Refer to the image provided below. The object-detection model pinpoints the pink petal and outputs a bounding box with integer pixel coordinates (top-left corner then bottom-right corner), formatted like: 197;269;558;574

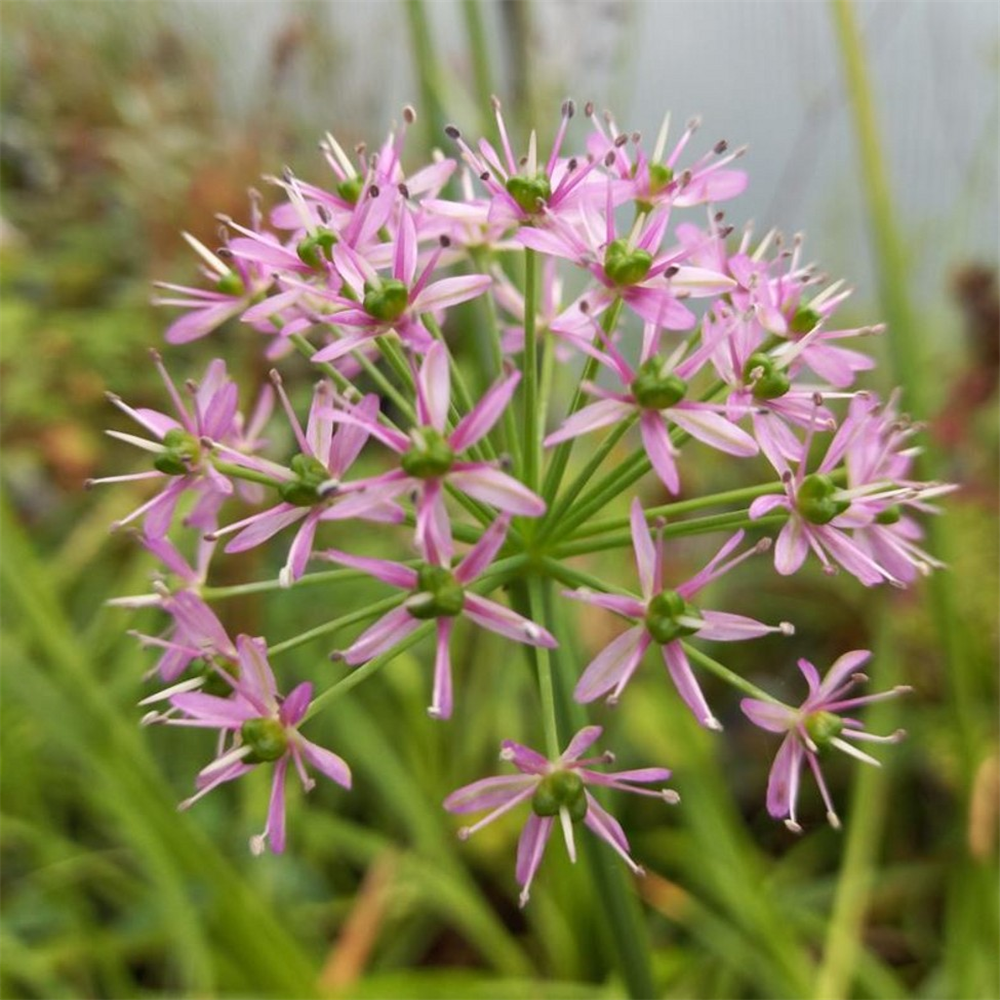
456;514;510;584
749;494;790;519
417;341;451;432
630;498;656;599
225;506;305;553
574;626;649;704
515;814;553;902
299;738;352;788
817;650;872;699
582;793;632;857
544;399;633;447
463;594;556;647
266;757;289;853
560;726;603;762
450;372;521;453
741;697;795;733
443;774;537;813
661;642;717;729
343;606;421;664
170;692;252;725
448;466;546;516
766;735;803;821
564;589;645;618
412;274;492;313
774;519;809;576
640;412;680;494
320;549;417;589
670;406;759;457
430;619;455;719
279;682;313;726
695;609;777;641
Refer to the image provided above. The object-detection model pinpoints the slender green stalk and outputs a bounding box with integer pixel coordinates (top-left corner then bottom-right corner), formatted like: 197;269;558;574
210;460;281;489
540;298;624;502
681;643;787;706
522;247;540;491
538;415;637;536
570;479;786;540
553;511;789;559
268;594;404;657
202;566;377;599
461;0;494;119
404;0;447;153
526;576;560;758
539;556;634;597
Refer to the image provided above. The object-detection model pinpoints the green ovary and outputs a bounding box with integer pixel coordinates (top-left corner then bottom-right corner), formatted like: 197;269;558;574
531;770;587;821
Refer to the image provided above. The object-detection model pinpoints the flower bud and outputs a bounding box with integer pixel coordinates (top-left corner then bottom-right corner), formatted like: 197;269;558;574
505;174;552;215
296;228;337;269
631;358;688;410
604;238;653;286
408;564;465;619
645;589;701;645
796;473;850;525
278;454;330;506
742;352;791;400
531;769;587;821
363;279;409;322
401;428;455;479
240;717;288;763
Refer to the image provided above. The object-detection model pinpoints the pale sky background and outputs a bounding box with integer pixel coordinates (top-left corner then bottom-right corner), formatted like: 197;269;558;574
170;0;998;321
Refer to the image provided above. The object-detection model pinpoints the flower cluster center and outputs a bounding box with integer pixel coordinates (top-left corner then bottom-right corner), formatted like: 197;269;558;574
240;717;288;763
631;358;688;410
401;428;455;479
645;588;701;645
796;473;850;525
408;564;465;619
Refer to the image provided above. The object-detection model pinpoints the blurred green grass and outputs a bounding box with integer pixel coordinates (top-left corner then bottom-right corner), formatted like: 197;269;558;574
2;2;998;998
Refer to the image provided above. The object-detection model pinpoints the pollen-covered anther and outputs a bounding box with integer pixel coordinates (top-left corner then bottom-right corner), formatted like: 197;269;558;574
785;819;804;834
457;826;471;841
826;811;843;830
662;789;681;804
402;104;416;123
753;537;774;554
779;621;796;636
328;650;345;662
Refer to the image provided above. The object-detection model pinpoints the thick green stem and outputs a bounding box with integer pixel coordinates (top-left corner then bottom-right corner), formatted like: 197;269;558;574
541;579;657;999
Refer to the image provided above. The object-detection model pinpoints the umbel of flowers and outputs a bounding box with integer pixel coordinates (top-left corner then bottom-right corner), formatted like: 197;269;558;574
95;99;948;906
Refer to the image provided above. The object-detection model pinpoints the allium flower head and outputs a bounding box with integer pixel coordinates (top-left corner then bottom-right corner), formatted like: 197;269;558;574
740;650;909;832
444;725;678;907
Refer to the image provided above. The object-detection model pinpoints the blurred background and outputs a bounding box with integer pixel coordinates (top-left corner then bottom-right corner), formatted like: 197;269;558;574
1;2;997;998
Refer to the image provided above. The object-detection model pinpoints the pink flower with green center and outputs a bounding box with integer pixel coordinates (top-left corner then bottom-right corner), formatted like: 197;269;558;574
544;323;759;494
323;341;545;557
208;379;402;586
748;395;949;586
91;355;250;538
446;98;604;228
306;205;492;362
740;650;909;832
587;109;748;210
564;499;792;728
321;514;555;720
444;725;678;907
163;635;351;855
519;178;735;336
